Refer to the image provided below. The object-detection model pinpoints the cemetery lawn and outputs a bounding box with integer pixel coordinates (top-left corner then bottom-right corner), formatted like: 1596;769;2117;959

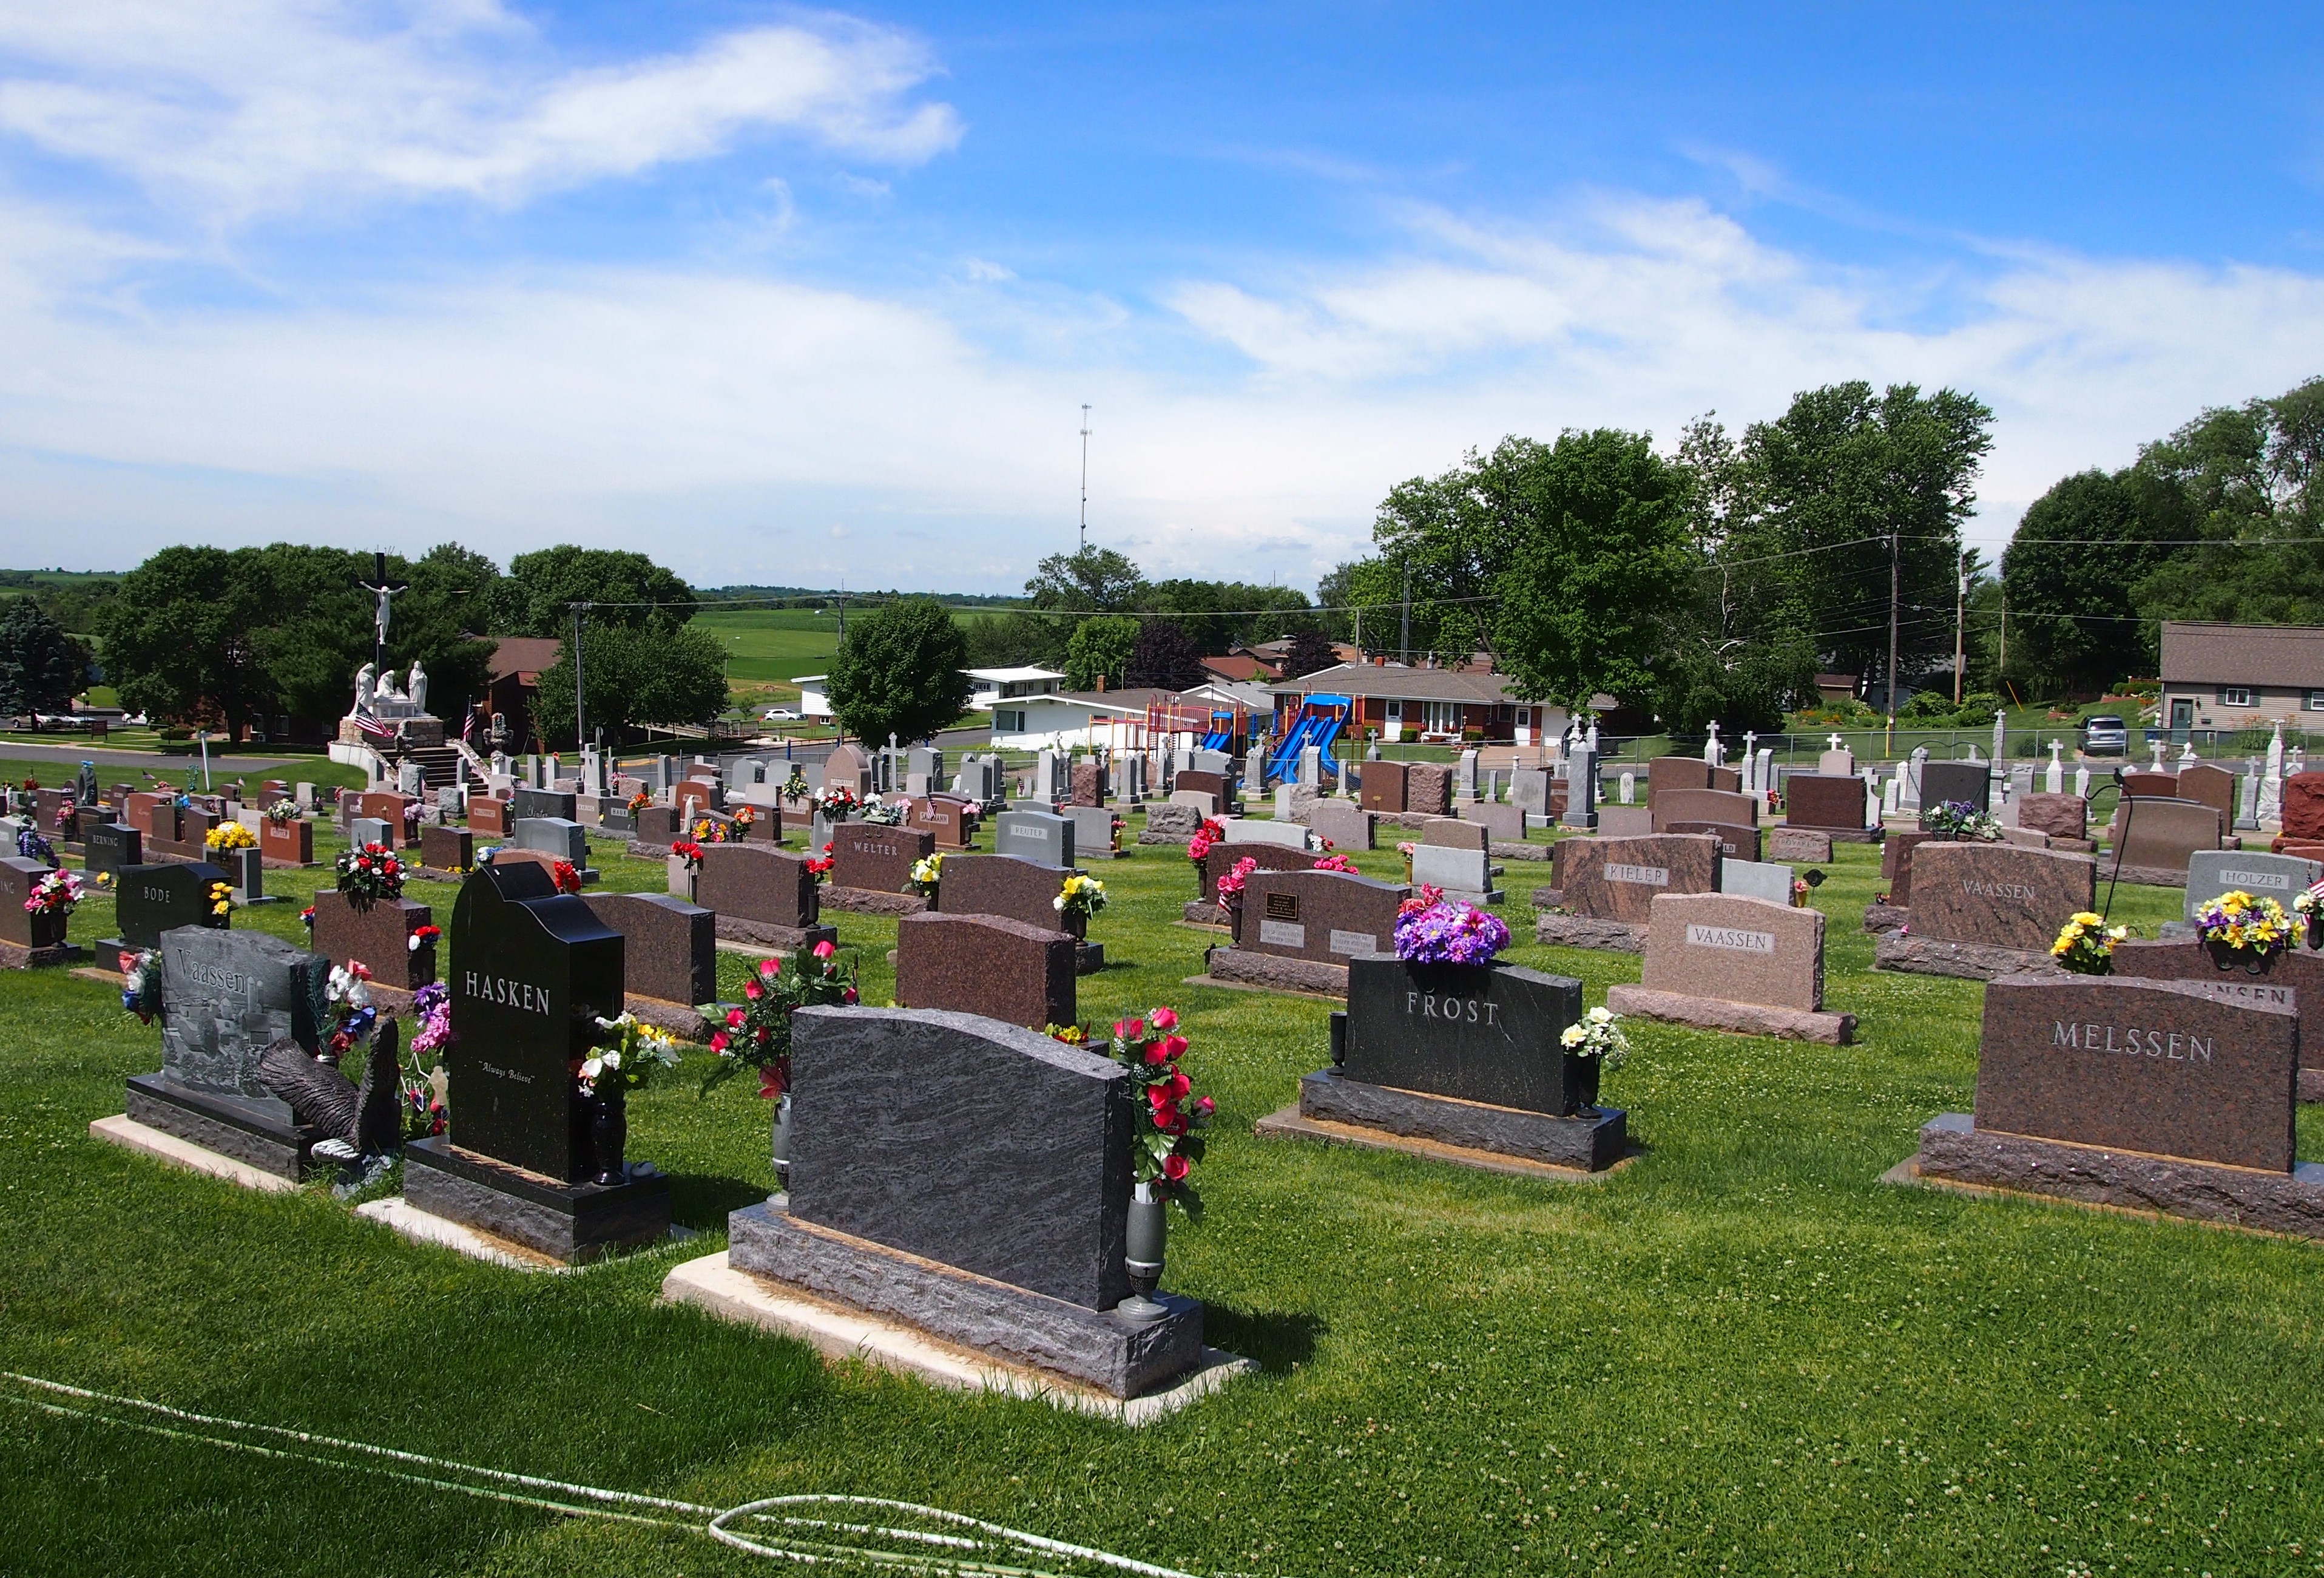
10;821;2324;1576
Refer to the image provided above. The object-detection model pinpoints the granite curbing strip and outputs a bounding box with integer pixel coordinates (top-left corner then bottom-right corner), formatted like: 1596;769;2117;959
1201;946;1350;997
1604;983;1855;1045
1862;902;1911;934
1873;933;2062;981
820;886;929;918
1254;1105;1635;1182
712;916;839;953
1533;913;1646;953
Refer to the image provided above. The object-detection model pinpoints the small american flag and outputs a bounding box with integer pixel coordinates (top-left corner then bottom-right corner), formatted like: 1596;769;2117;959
353;714;396;742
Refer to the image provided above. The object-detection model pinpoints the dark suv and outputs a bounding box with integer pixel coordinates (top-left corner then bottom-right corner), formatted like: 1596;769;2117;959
2079;714;2129;756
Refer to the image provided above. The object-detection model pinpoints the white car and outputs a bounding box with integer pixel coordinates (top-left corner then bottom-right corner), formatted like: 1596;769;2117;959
760;706;800;721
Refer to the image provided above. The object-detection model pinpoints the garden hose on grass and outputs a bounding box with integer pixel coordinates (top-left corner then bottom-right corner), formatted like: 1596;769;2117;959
2;1371;1201;1577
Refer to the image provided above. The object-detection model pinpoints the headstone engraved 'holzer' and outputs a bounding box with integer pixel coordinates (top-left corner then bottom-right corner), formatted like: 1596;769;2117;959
442;862;623;1180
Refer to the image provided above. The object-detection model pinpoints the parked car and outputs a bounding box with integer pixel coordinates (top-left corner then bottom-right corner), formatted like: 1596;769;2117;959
760;706;799;722
2079;714;2129;756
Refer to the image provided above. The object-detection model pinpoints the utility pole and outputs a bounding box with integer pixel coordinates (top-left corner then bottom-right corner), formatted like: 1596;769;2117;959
1399;562;1411;665
1885;532;1900;756
1079;405;1092;552
571;602;589;751
1953;551;1970;705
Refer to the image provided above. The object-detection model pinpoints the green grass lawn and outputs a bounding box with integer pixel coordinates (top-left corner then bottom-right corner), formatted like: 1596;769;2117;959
690;608;846;701
4;816;2323;1576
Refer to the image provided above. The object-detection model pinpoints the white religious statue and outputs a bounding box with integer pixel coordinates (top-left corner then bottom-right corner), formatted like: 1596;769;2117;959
2046;739;2064;794
352;663;377;717
2180;736;2199;764
375;667;407;705
1703;720;1722;767
407;660;428;714
1826;732;1848;753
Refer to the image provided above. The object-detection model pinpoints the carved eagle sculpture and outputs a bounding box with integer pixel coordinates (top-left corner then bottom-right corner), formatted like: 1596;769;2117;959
258;1015;406;1163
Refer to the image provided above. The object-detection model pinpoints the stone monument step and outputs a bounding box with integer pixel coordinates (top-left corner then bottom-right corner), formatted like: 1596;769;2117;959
1533;912;1647;953
89;1112;299;1194
819;886;929;918
1872;933;2064;981
724;1200;1214;1403
123;1072;322;1180
713;919;840;954
1187;945;1351;1000
1892;1112;2324;1240
661;1248;1252;1426
1295;1069;1627;1173
1255;1103;1635;1183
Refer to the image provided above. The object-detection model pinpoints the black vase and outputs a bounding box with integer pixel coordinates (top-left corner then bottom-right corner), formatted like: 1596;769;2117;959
589;1092;628;1186
1560;1051;1603;1117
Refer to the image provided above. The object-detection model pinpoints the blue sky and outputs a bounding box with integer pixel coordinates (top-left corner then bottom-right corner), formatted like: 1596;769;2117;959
2;2;2322;594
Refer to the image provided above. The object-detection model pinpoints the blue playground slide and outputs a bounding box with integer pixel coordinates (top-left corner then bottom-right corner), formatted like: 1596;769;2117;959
1268;697;1349;785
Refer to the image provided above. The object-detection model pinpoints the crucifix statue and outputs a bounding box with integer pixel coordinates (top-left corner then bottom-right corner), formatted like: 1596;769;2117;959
354;550;408;672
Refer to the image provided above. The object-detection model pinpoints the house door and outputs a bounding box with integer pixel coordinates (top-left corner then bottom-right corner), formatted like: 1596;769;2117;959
1514;706;1532;748
2169;697;2194;740
1383;699;1404;743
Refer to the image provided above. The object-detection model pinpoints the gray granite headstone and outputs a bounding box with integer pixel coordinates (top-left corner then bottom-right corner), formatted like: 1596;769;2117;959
85;821;141;879
2184;850;2323;923
158;928;329;1106
1509;768;1551;822
1919;760;1990;814
1064;805;1115;858
786;1005;1132;1309
512;786;576;822
1222;817;1311;851
1410;842;1497;899
115;860;231;949
996;808;1076;869
512;817;588;867
1719;857;1795;906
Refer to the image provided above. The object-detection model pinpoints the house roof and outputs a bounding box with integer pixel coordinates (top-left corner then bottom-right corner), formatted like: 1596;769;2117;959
1183;679;1275;712
2160;621;2324;688
1269;662;1536;705
487;637;564;683
966;666;1067;683
1041;687;1180;716
1199;654;1278;683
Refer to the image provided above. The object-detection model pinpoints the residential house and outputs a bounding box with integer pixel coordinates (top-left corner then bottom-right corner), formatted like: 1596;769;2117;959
2158;621;2324;734
1270;662;1578;746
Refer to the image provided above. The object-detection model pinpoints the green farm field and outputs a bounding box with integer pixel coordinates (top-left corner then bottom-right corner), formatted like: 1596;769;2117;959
3;811;2322;1576
691;608;845;699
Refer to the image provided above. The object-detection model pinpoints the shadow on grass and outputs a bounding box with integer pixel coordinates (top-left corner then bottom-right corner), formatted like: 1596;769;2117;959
670;1171;770;1227
1199;1302;1325;1374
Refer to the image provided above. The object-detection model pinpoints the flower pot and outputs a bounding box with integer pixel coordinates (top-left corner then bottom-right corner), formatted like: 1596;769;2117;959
2309;914;2323;953
1121;1180;1168;1321
588;1092;628;1186
2205;939;2275;976
1564;1051;1603;1117
1226;902;1243;944
667;856;697;901
1061;909;1087;941
770;1092;793;1187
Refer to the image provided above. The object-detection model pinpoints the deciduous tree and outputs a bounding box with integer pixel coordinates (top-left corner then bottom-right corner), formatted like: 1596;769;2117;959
825;595;973;745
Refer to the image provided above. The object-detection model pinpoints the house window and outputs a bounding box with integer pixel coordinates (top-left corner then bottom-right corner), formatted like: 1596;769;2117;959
994;709;1024;732
1422;700;1461;734
2220;687;2254;707
2307;692;2324;712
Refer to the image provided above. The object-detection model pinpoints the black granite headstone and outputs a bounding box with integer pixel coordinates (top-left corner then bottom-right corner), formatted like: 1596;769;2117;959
787;1005;1132;1310
85;821;141;880
158;929;329;1102
511;787;578;822
1919;760;1991;814
447;861;624;1182
1341;956;1586;1114
114;861;231;949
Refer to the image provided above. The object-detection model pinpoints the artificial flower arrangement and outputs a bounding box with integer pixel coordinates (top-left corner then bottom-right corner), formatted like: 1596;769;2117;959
119;949;160;1022
208;881;234;919
408;924;441;954
2051;912;2127;975
626;790;653;816
1212;855;1260;905
24;868;82;918
323;961;377;1060
2195;889;2291;963
15;825;56;867
1107;1006;1212;1214
2294;879;2324;946
336;842;406;906
812;783;862;818
783;765;809;800
1311;853;1359;875
1055;872;1107;922
551;859;583;895
1186;818;1224;869
670;839;706;871
907;852;944;898
404;981;452;1141
689;816;730;845
805;842;836;883
1396;839;1418;881
706;941;860;1099
205;821;257;853
730;804;758;836
264;799;300;825
1109;813;1126;853
578;1013;681;1099
1559;1004;1632;1070
1922;799;2002;841
857;796;908;827
1393;891;1511;965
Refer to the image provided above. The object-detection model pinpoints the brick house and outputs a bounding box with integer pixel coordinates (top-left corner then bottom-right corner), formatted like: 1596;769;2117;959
1269;662;1580;747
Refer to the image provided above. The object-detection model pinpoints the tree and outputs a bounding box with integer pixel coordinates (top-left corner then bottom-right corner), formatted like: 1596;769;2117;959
1999;469;2183;696
100;547;276;736
1279;628;1339;680
500;547;695;638
2127;377;2324;625
1025;546;1144;614
1125;619;1205;691
1063;615;1138;691
0;598;89;717
532;621;729;748
825;595;973;745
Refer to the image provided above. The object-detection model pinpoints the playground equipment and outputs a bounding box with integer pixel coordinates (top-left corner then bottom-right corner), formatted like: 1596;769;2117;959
1266;696;1349;787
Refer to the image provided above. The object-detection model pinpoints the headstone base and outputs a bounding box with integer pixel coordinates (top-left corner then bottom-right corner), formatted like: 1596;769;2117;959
622;995;715;1043
1135;829;1195;847
1894;1113;2324;1239
1180;900;1229;929
1604;983;1855;1045
1295;1069;1627;1172
89;1113;298;1194
1255;1105;1635;1182
1872;933;2061;981
820;886;929;918
725;1199;1208;1401
1073;940;1104;977
259;856;320;870
1862;902;1911;934
0;939;83;969
123;1072;320;1180
1532;913;1647;953
1766;828;1833;862
2095;862;2189;887
402;1137;672;1265
1194;946;1351;998
1786;822;1881;843
355;1196;577;1272
1490;841;1551;862
712;916;840;953
661;1248;1251;1425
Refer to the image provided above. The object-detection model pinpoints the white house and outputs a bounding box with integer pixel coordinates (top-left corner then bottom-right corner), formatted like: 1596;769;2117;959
966;666;1067;711
791;675;833;719
987;686;1180;750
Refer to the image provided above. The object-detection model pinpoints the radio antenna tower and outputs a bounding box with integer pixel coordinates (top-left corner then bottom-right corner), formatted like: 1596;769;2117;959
1078;404;1092;550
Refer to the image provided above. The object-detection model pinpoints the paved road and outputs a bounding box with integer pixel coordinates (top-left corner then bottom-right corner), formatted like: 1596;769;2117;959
0;741;311;773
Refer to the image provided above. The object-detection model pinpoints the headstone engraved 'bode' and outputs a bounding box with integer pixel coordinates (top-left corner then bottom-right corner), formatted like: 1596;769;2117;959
1538;834;1720;952
1873;841;2096;981
679;1007;1224;1403
1900;974;2324;1239
1606;893;1854;1044
102;861;232;960
1260;956;1623;1173
1204;867;1407;997
403;862;671;1263
113;930;333;1179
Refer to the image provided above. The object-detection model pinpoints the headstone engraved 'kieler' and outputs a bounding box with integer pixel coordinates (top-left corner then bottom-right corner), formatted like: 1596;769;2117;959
400;862;671;1263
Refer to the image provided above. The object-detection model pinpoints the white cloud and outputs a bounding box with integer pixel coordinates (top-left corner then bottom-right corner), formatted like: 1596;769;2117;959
0;1;959;216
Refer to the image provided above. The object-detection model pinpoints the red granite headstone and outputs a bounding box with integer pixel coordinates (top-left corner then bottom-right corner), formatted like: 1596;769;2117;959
894;912;1075;1029
1357;762;1408;813
309;890;437;990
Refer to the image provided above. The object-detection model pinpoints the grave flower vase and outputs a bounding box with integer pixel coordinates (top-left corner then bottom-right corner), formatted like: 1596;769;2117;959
589;1092;629;1186
770;1092;792;1184
1225;899;1243;944
667;856;697;901
1566;1051;1603;1117
2204;939;2274;977
1121;1180;1167;1319
2309;914;2323;953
